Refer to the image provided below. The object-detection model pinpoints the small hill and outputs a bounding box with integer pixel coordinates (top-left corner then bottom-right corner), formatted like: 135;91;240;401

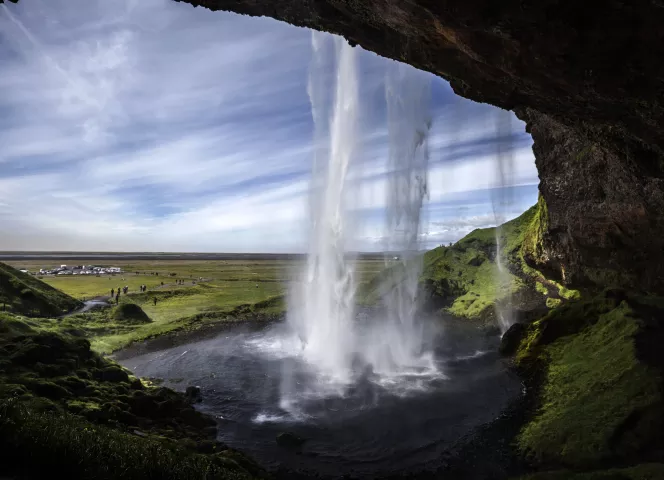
359;199;578;322
0;263;81;317
111;303;152;324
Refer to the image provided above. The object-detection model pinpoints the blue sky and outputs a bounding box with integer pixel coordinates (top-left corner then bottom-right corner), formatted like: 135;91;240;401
0;0;539;252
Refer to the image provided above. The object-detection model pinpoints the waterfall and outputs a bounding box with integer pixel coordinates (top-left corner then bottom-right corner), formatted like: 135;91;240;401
492;109;516;333
283;35;438;406
287;33;359;385
362;61;435;375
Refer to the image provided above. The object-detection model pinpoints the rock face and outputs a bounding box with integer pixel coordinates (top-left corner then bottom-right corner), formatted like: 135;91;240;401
173;0;664;292
499;322;526;357
185;385;203;403
276;431;306;448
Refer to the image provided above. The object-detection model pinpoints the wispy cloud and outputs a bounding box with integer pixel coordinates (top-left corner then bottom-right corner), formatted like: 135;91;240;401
0;0;537;252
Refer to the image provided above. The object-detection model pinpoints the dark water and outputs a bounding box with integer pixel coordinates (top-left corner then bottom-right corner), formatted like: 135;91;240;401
120;318;521;478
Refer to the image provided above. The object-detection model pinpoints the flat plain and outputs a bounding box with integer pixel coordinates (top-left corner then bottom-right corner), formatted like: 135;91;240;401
5;258;386;353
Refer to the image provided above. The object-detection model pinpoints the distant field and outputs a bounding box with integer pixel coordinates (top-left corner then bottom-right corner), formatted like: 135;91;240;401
4;258;386;353
7;259;385;294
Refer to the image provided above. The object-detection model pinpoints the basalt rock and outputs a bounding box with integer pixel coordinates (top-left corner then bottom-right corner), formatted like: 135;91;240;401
173;0;664;293
499;322;526;357
185;385;202;403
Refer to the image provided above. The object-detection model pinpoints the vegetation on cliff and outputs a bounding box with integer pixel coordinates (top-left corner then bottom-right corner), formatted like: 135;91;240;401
0;262;81;317
0;312;263;479
413;198;578;321
512;290;664;476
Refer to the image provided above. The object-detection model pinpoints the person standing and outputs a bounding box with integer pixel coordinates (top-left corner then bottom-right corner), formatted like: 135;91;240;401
153;297;157;306
111;288;114;297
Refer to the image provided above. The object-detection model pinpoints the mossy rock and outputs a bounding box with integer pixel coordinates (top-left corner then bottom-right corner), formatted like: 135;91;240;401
516;291;664;468
499;322;526;356
94;366;130;384
111;303;152;324
25;380;72;400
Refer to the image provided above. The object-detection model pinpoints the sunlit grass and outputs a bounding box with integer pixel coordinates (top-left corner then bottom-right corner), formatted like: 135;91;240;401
2;259;388;354
40;275;165;299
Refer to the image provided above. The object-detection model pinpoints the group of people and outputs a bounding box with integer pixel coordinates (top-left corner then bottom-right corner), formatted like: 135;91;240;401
110;285;130;304
109;284;157;306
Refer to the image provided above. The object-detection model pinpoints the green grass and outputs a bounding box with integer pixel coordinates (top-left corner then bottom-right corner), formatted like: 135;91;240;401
10;259;385;291
0;313;262;479
516;292;663;468
0;399;255;480
90;282;285;353
41;274;166;299
0;262;81;316
1;258;386;353
415;205;537;320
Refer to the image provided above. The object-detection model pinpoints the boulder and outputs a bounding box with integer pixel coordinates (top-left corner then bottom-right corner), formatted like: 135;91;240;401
185;385;202;403
499;323;526;357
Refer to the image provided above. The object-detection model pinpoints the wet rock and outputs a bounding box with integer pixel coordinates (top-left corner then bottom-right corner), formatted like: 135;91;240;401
185;385;202;403
499;323;526;357
98;366;129;383
276;432;306;449
129;377;144;390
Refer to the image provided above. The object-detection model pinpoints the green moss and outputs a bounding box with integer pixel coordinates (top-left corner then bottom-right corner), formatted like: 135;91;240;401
536;282;548;296
559;285;581;300
521;195;550;271
545;297;562;309
0;314;219;445
516;294;663;468
0;398;256;480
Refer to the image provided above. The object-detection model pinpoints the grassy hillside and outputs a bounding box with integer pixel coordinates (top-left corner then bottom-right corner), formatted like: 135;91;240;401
0;312;262;479
0;262;81;317
413;199;579;321
48;293;285;355
420;210;529;319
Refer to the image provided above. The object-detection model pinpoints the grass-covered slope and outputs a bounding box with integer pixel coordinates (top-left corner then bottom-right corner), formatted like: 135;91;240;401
0;312;262;479
513;290;664;471
38;292;286;355
420;214;525;319
0;262;80;316
408;197;581;321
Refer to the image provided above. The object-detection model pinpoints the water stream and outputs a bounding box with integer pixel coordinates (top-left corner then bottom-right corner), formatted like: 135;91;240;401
492;109;517;333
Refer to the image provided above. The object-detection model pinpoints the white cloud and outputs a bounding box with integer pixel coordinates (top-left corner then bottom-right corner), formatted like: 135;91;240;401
0;0;538;252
